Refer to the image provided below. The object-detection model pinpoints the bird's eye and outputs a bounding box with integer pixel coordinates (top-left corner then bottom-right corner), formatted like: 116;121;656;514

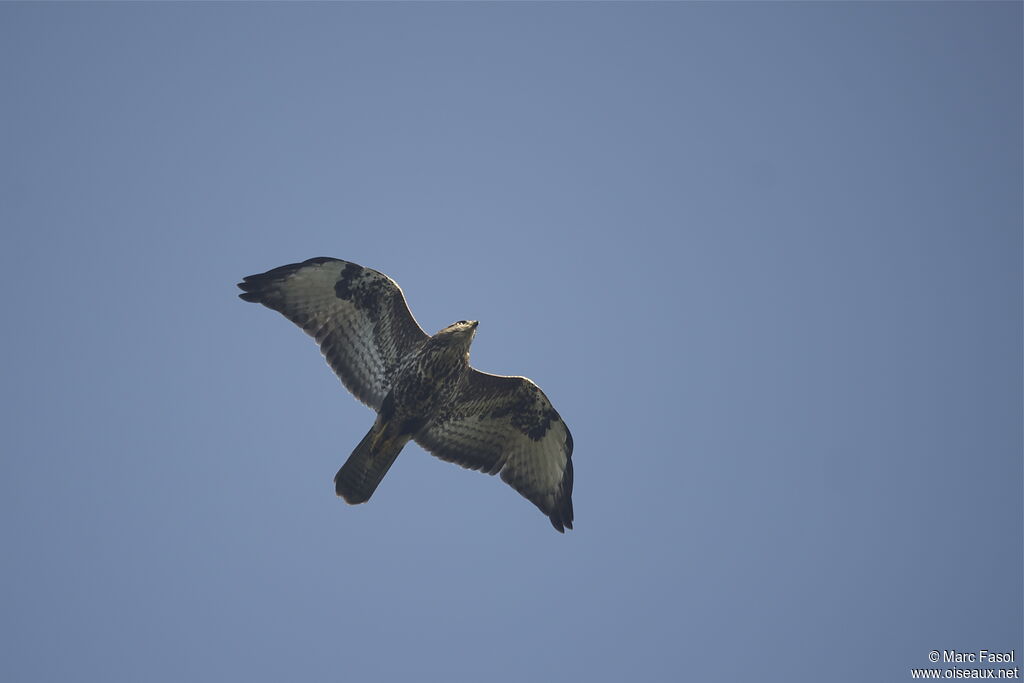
456;320;467;325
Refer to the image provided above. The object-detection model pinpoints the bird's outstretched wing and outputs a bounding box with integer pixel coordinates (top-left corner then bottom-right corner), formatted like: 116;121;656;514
237;257;428;410
414;369;574;532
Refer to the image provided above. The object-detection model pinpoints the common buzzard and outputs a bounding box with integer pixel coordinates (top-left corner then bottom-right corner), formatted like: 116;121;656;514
237;258;574;532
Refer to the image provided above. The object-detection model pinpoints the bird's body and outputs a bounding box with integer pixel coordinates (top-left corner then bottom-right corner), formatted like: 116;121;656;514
237;258;574;532
386;323;476;433
334;321;477;505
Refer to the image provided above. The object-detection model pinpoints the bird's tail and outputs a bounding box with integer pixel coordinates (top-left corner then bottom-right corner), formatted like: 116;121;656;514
334;419;410;504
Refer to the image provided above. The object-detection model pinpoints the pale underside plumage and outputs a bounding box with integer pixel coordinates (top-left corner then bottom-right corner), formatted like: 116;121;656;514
237;257;574;531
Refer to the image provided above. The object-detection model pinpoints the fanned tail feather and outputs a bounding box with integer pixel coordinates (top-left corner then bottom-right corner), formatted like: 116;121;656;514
334;420;410;504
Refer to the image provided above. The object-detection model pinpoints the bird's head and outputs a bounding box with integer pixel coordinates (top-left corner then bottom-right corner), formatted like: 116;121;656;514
432;320;478;355
439;319;478;340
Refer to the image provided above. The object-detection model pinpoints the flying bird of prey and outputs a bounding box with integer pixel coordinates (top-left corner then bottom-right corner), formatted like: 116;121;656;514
237;257;574;532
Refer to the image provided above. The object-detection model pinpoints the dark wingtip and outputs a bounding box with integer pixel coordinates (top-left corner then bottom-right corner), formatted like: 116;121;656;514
548;445;574;533
549;504;573;533
236;258;341;303
547;500;573;533
237;274;267;303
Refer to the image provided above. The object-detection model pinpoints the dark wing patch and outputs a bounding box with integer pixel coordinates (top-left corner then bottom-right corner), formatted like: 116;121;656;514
238;257;428;410
414;370;574;532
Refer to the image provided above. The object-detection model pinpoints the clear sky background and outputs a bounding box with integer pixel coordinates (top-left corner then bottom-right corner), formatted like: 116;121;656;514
2;3;1020;682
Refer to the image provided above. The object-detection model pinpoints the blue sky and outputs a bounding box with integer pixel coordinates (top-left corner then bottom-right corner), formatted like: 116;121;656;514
2;3;1021;682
